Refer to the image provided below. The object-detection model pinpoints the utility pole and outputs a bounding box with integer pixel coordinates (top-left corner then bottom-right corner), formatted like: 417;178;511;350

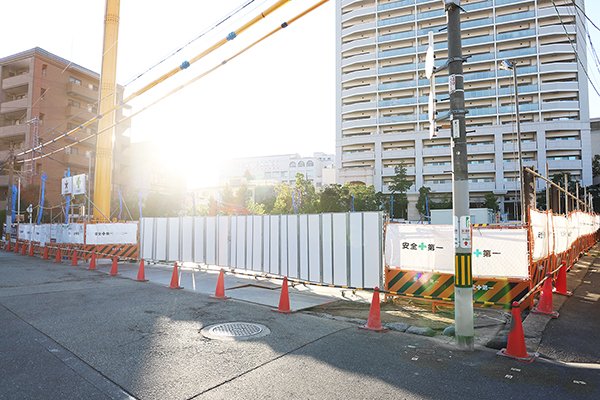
5;150;15;236
446;0;474;350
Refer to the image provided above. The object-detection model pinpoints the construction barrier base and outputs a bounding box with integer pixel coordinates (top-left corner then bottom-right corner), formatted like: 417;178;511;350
496;349;538;363
553;288;573;297
531;308;559;318
358;325;389;333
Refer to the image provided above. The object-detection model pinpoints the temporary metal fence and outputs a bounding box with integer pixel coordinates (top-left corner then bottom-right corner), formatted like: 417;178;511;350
140;212;385;288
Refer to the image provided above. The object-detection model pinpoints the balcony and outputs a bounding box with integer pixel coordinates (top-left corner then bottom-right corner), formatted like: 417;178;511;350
381;149;415;158
67;82;98;102
547;159;583;170
504;161;537;171
539;44;576;55
468;163;495;172
66;106;96;122
422;165;451;174
467;144;495;154
342;36;376;53
422;146;451;156
341;21;376;38
0;98;28;114
1;73;31;90
546;139;581;149
540;62;578;74
540;82;578;92
341;5;376;23
469;182;496;191
342;68;377;83
0;123;28;137
342;84;377;98
342;151;375;161
342;52;376;68
503;142;537;152
64;153;90;168
342;117;377;129
382;166;415;176
342;101;377;114
541;101;579;111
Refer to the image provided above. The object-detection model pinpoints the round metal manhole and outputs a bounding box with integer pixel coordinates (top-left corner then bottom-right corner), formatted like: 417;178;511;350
201;322;270;340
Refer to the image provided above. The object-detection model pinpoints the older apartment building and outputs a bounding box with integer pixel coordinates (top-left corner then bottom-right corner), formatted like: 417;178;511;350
336;0;592;219
0;47;131;211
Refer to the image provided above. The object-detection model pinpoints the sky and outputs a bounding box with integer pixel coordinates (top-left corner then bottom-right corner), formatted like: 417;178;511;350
1;0;599;189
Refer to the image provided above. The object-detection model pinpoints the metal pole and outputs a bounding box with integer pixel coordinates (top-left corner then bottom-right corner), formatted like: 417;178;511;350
512;64;524;223
545;163;550;211
447;0;474;350
584;185;587;212
576;182;579;211
5;150;14;233
564;174;568;215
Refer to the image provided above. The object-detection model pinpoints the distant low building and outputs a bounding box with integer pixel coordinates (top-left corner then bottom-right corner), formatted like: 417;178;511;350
219;152;335;190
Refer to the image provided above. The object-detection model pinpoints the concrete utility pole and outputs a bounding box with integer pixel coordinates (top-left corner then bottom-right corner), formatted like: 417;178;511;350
94;0;120;220
5;150;15;234
445;0;474;350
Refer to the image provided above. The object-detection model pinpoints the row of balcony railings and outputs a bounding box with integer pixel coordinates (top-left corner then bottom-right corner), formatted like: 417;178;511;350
376;0;529;13
375;84;539;107
377;27;537;45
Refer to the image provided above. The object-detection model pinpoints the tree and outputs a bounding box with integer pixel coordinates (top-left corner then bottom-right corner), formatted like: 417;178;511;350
593;154;600;178
142;192;183;217
484;192;500;212
388;162;412;218
318;184;347;213
220;184;235;204
416;186;432;218
272;173;318;214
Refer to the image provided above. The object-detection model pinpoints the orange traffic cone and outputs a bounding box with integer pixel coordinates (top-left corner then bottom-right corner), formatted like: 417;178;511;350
359;287;389;332
28;243;34;257
532;273;559;318
71;249;78;266
209;269;229;299
166;262;183;289
134;259;148;282
497;302;537;362
54;247;62;263
20;242;27;255
13;241;19;253
272;277;295;314
42;246;49;259
110;257;120;275
88;253;97;270
553;262;572;297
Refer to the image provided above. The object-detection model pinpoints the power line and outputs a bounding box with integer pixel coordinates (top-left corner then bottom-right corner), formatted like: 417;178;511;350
551;0;600;97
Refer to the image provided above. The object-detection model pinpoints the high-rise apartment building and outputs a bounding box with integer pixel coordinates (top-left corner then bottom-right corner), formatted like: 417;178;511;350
0;47;131;211
336;0;592;219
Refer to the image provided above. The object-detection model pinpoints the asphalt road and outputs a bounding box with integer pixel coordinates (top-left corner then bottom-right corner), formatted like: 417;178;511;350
0;251;598;400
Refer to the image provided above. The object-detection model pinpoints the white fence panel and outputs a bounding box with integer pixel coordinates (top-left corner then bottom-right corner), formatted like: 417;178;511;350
270;216;280;275
280;216;288;277
252;216;262;271
182;217;193;262
363;212;382;288
154;218;167;260
299;215;309;280
262;216;270;273
472;228;529;279
205;217;217;265
321;214;333;284
332;213;348;286
193;217;205;264
287;215;299;279
235;216;246;269
349;213;363;287
141;219;154;259
167;218;179;261
218;216;229;267
308;214;321;282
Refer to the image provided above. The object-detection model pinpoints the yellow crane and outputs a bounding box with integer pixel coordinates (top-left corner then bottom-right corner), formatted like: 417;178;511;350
94;0;120;221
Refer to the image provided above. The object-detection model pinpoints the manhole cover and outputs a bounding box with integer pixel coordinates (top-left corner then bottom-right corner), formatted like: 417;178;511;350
201;322;270;340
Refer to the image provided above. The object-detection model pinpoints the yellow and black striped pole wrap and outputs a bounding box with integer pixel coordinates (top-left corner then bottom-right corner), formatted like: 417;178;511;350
455;253;472;288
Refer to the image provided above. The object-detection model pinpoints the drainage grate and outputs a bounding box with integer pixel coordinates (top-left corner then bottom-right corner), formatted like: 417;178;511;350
201;322;270;340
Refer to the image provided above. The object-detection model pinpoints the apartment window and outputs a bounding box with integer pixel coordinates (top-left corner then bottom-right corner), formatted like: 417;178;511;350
66;147;78;155
307;170;314;178
306;160;314;167
89;84;98;91
273;171;280;178
265;172;271;179
40;88;46;100
281;171;288;178
69;76;82;85
68;99;81;108
290;162;296;168
42;65;47;76
39;113;44;125
298;161;305;167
